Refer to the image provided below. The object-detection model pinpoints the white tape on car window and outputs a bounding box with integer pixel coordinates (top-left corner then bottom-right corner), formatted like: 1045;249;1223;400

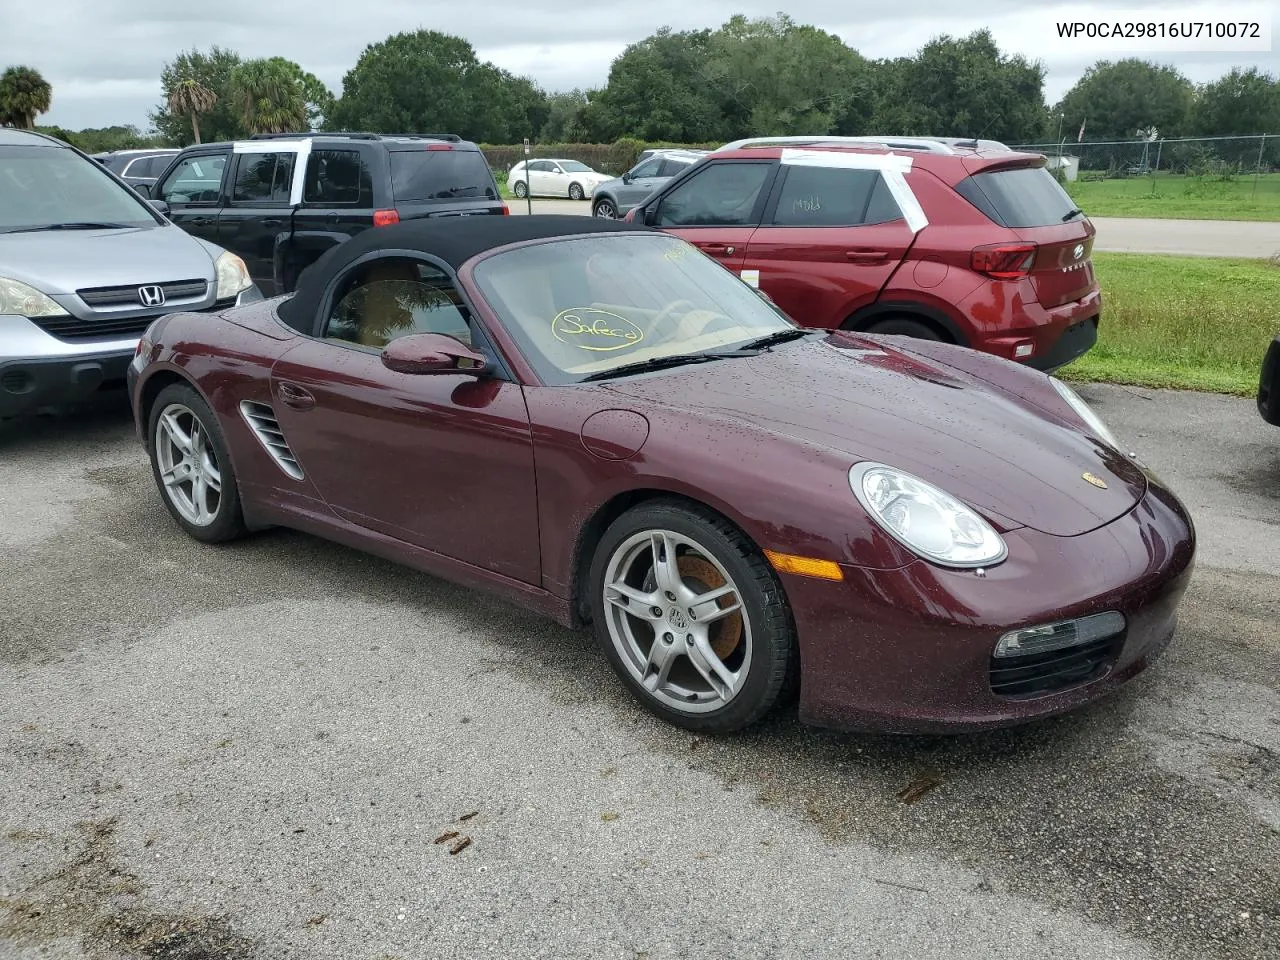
779;148;928;234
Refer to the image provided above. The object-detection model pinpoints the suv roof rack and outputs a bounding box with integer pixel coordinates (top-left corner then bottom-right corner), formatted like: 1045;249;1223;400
247;131;466;143
718;135;961;155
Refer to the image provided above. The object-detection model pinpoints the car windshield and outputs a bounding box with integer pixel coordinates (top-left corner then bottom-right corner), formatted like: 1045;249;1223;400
472;233;794;385
559;161;594;173
0;145;159;233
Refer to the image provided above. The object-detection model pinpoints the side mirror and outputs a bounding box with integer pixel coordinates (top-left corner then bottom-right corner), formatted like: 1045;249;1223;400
643;205;659;226
381;333;491;376
621;173;633;184
148;199;170;215
134;182;153;198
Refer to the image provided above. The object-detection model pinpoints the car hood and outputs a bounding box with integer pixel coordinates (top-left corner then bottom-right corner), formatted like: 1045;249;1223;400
0;225;217;294
601;333;1147;538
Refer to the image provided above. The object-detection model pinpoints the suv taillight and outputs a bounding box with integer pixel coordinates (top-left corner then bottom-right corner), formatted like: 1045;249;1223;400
501;203;510;216
971;242;1037;280
373;209;400;227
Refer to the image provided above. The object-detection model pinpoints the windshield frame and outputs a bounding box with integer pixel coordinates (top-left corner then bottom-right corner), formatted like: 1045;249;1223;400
0;143;165;235
462;232;797;387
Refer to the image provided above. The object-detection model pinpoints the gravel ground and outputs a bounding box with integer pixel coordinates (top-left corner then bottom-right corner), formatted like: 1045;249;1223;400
0;383;1277;960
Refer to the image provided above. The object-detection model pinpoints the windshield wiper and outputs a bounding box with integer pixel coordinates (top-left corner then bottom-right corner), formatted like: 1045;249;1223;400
5;221;133;234
1061;208;1084;221
735;328;820;351
579;350;756;382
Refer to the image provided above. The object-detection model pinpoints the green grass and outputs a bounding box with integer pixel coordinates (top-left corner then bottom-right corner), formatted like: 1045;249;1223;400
1060;252;1278;396
1067;173;1280;221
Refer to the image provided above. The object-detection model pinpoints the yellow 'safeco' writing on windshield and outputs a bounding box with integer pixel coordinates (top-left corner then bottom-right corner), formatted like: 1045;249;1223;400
551;308;646;352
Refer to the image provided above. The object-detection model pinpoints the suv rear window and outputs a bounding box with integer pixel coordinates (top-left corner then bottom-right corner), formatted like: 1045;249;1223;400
389;149;497;202
955;166;1079;228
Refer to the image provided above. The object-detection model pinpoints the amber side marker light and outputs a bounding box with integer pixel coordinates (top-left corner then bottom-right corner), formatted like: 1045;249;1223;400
763;550;844;582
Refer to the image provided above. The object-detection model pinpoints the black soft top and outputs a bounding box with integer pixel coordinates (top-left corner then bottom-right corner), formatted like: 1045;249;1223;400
281;215;652;329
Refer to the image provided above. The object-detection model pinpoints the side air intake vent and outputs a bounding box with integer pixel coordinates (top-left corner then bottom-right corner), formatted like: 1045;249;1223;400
239;401;304;480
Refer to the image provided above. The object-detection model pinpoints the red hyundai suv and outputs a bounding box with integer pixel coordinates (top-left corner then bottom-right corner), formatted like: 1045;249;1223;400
624;136;1101;370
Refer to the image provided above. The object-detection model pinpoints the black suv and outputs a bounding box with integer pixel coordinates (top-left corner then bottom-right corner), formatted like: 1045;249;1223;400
146;133;505;296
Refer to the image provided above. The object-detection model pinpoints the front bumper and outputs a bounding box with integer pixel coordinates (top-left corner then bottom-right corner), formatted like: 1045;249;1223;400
1258;336;1280;427
1;286;262;419
786;482;1195;734
0;349;134;418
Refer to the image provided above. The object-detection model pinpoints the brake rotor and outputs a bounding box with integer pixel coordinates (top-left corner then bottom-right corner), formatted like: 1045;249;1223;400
677;554;743;659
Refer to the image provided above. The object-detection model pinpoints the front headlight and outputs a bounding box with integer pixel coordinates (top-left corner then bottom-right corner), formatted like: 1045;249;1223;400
1049;377;1120;449
0;277;69;318
214;252;253;300
849;462;1007;568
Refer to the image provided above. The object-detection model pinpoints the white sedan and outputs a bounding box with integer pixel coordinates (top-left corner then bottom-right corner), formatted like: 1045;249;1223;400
508;159;612;201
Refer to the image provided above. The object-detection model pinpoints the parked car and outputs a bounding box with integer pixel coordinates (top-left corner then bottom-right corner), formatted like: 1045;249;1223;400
507;159;611;200
1259;332;1279;427
128;216;1194;734
91;148;180;193
591;150;709;219
149;132;505;297
0;129;260;421
625;135;1102;371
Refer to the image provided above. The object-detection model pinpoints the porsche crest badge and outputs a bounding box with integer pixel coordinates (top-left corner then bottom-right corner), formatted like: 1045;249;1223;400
1082;471;1108;489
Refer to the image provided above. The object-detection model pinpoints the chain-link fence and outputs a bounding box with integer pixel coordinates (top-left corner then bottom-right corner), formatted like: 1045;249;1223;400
1009;134;1278;181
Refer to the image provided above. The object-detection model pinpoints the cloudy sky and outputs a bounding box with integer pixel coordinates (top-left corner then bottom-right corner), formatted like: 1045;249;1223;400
8;0;1276;131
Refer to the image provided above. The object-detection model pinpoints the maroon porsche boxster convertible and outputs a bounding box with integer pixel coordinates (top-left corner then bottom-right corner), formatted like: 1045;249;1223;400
128;216;1195;734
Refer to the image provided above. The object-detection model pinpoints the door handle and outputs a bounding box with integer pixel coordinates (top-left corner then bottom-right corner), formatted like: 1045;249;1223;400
261;218;283;227
697;243;735;256
846;249;890;264
276;382;315;410
190;217;215;226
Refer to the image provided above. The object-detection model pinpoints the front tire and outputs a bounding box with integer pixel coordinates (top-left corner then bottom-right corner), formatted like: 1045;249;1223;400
513;180;528;199
568;182;585;201
588;500;796;732
593;198;617;219
147;383;246;543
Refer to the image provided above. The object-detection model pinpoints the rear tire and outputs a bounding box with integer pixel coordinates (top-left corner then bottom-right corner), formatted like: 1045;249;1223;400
593;198;617;219
147;383;246;544
513;180;528;199
588;500;796;733
862;317;944;341
568;182;585;201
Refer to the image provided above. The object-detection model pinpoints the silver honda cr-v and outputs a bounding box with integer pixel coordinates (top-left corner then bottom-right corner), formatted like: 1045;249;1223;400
0;129;261;419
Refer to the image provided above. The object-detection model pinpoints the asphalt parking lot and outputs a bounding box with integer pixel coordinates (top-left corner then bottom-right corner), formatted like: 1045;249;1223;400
1;382;1277;960
510;199;1280;259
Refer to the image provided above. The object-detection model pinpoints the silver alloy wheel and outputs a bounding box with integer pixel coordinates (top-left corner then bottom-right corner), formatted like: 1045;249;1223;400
602;529;752;714
569;182;584;200
594;200;617;219
155;402;222;527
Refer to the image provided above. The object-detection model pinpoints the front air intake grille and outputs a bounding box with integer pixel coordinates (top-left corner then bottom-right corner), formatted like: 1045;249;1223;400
34;315;156;340
239;401;304;480
990;636;1122;699
78;279;208;308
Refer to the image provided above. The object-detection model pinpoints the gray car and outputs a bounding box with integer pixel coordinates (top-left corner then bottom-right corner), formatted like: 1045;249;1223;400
1;130;261;420
590;150;708;219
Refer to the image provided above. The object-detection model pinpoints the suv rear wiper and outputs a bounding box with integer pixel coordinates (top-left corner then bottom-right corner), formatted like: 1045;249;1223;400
735;328;821;351
5;222;133;233
1061;208;1084;221
579;350;757;382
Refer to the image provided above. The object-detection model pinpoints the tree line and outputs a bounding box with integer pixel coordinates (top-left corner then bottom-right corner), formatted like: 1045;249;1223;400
4;14;1279;153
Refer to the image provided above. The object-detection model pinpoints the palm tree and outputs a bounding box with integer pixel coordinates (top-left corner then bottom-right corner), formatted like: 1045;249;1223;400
0;66;52;129
167;76;218;144
231;59;307;135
